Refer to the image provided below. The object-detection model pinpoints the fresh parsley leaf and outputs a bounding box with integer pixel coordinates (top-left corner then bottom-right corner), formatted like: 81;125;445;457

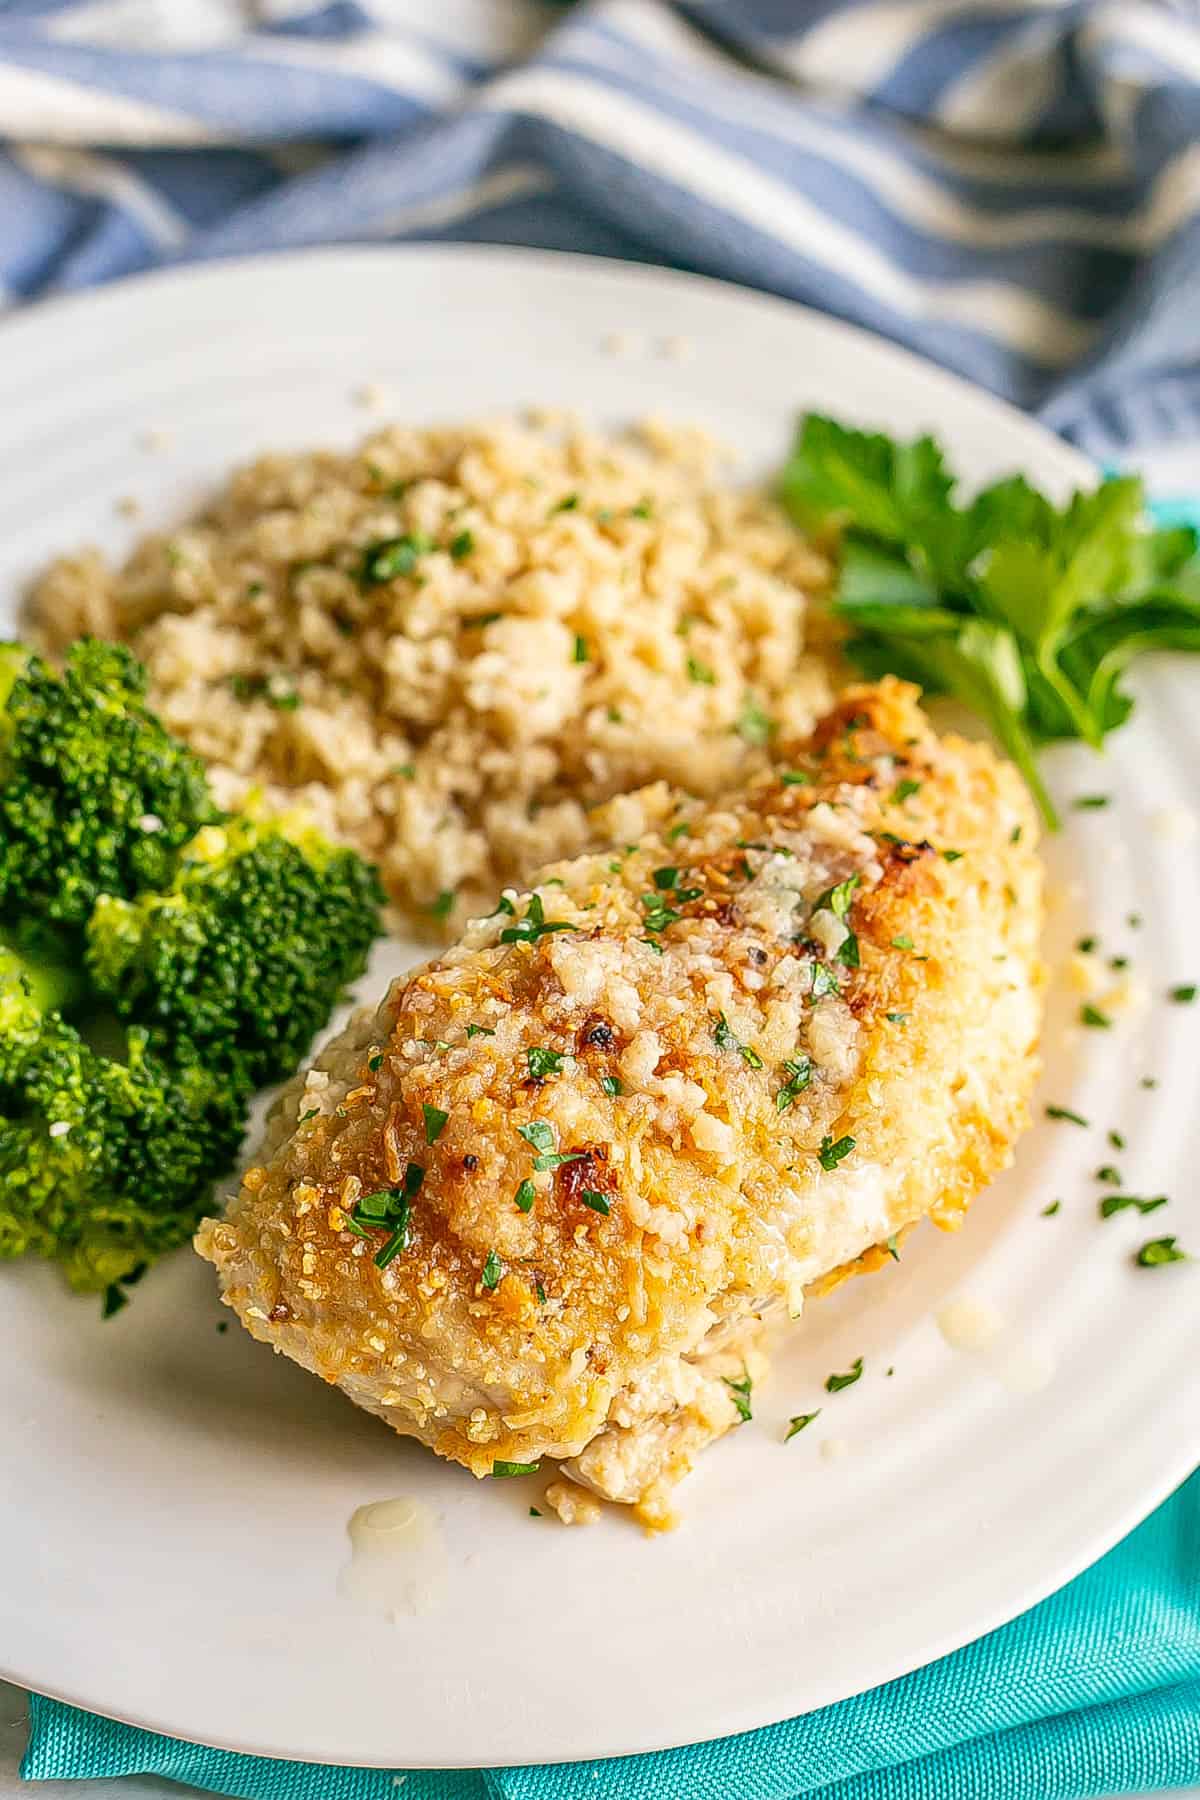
361;532;433;585
890;778;921;804
580;1190;610;1215
1170;984;1197;1004
422;1104;449;1145
781;769;811;787
818;1133;855;1171
1099;1194;1168;1218
500;892;576;945
810;961;840;1000
466;1023;494;1039
481;1250;503;1290
724;1372;753;1423
736;696;774;746
785;1411;820;1440
825;1356;864;1393
517;1120;556;1156
775;1055;813;1112
687;656;715;685
527;1045;567;1080
514;1179;536;1213
1046;1104;1089;1126
1081;1004;1112;1029
1135;1236;1187;1267
712;1012;763;1068
778;414;1200;829
1042;1200;1062;1217
599;1075;623;1097
492;1460;540;1477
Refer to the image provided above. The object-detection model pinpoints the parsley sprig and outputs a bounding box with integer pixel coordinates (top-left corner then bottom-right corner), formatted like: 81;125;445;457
779;414;1200;828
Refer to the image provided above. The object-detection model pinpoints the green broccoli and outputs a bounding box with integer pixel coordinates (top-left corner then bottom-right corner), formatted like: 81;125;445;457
0;639;218;934
85;806;384;1092
0;636;385;1299
0;945;247;1293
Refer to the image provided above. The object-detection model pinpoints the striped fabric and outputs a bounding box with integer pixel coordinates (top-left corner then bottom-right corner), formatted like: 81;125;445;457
1;0;1199;456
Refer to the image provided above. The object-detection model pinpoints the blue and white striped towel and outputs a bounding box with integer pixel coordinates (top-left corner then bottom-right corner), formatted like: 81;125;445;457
1;0;1199;459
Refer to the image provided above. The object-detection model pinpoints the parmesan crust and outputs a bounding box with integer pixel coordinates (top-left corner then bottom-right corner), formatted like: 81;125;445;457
198;679;1043;1517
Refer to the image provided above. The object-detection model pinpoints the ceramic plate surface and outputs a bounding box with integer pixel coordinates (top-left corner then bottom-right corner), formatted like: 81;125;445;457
0;247;1196;1769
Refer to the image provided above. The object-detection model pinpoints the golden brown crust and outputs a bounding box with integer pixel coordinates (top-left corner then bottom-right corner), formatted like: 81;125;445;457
198;678;1043;1493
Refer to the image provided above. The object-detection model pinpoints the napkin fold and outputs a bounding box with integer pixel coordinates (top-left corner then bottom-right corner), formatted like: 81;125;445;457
20;1471;1200;1800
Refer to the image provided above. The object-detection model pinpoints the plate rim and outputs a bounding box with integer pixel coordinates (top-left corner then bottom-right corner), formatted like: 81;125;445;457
3;241;1195;1771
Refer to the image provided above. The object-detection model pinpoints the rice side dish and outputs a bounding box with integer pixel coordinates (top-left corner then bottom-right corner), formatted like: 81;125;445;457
31;416;832;932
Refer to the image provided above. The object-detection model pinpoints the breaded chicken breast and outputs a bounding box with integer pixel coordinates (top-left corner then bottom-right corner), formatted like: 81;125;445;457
198;680;1042;1524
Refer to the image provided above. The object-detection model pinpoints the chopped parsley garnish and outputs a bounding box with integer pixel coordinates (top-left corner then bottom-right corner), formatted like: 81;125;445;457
1046;1104;1089;1126
102;1284;128;1319
686;656;715;685
429;889;455;921
1073;794;1111;810
712;1012;763;1068
1041;1200;1061;1217
891;934;914;951
825;1357;864;1393
466;1023;495;1038
492;1460;540;1477
724;1372;753;1423
781;769;811;787
1096;1165;1122;1185
229;672;301;710
810;961;840;1001
775;1054;813;1112
580;1190;610;1215
885;1235;900;1261
1081;1004;1112;1029
449;529;475;561
736;697;774;747
1170;984;1197;1004
631;499;654;520
885;1011;909;1024
813;874;860;923
299;1107;319;1123
551;492;579;514
653;866;679;891
599;1075;623;1098
360;532;433;585
422;1104;449;1145
352;1165;424;1267
514;1179;536;1213
1099;1194;1168;1219
1076;936;1097;953
481;1250;503;1290
368;1054;383;1072
1109;1129;1126;1150
666;820;692;840
818;1133;856;1172
641;893;681;934
573;634;589;664
941;848;964;863
890;778;921;804
517;1120;555;1155
1135;1236;1187;1267
527;1046;567;1080
499;893;576;946
785;1411;820;1440
1010;824;1023;843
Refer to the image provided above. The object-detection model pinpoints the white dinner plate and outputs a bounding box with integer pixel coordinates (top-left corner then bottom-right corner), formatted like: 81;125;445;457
0;247;1196;1770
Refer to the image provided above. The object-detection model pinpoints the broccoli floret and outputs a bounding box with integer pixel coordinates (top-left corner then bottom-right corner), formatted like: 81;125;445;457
0;639;217;934
0;948;246;1293
85;808;384;1090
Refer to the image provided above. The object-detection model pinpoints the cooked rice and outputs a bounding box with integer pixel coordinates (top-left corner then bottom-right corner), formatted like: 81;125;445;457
31;415;832;933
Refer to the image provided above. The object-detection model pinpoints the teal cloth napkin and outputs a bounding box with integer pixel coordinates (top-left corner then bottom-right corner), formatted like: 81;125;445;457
21;1471;1200;1800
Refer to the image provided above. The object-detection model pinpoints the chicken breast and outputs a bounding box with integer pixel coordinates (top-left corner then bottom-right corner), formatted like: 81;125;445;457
198;679;1042;1525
